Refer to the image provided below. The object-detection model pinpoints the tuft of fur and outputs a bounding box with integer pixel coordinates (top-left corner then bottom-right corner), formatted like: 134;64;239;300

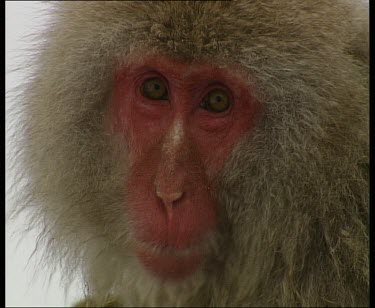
9;1;368;306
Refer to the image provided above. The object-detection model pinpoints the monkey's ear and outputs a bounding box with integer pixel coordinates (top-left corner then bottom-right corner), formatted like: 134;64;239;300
73;297;122;307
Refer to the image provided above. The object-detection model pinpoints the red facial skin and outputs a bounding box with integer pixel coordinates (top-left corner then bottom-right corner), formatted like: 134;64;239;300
111;55;258;280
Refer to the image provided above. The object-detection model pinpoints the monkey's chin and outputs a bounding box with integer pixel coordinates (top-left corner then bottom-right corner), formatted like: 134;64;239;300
136;248;203;280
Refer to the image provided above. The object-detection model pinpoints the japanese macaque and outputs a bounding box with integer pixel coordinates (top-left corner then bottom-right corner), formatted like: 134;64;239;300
11;0;368;307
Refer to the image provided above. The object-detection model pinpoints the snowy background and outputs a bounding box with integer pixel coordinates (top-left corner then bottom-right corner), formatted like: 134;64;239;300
6;2;82;307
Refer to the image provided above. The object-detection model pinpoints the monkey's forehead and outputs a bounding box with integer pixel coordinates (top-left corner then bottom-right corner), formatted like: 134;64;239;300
52;1;362;64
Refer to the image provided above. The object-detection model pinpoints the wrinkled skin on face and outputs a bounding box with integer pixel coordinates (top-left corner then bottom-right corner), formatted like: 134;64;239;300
110;55;258;279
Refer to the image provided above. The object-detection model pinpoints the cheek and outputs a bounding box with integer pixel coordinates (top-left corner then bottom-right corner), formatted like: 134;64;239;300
193;103;259;175
110;77;170;156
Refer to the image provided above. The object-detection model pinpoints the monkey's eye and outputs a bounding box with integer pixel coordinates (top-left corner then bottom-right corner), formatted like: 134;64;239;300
140;78;169;100
200;89;231;113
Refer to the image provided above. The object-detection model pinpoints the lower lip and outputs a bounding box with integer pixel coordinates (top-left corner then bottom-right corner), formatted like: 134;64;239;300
136;248;203;280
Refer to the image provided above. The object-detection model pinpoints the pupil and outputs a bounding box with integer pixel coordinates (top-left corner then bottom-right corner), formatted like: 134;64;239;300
154;84;160;90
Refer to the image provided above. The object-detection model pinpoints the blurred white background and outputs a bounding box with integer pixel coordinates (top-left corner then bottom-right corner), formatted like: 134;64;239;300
6;2;82;307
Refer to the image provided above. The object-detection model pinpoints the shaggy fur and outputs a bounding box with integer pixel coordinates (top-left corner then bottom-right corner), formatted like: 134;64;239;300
9;1;368;306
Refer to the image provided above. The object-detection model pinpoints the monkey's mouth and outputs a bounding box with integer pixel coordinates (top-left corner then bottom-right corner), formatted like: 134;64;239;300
135;243;205;280
132;227;216;280
137;248;203;280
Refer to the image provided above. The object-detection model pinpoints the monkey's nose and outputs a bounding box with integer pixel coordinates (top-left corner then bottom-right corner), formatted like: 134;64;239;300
156;190;184;207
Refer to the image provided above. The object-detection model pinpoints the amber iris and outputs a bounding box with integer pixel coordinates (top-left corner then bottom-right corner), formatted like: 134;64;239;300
141;78;169;100
201;89;231;113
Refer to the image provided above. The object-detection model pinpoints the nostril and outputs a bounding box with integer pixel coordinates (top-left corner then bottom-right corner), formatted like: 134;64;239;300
156;190;184;207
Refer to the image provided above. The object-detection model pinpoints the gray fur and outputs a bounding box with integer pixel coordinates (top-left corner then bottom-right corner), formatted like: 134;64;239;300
9;1;368;306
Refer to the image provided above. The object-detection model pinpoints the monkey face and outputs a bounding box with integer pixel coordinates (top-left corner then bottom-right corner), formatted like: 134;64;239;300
12;1;368;305
108;55;258;279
